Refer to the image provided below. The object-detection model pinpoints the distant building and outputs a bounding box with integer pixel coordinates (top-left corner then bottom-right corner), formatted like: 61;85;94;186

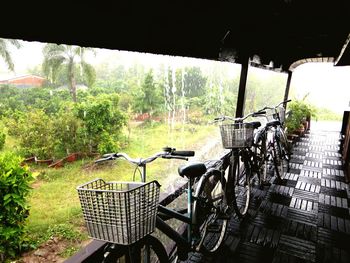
0;74;46;88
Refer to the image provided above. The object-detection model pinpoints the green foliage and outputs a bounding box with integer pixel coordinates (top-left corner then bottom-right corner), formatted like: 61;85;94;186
0;152;33;261
285;99;314;133
313;107;342;121
0;38;21;72
0;85;71;117
133;70;163;115
5;94;127;158
77;94;127;153
97;131;120;154
52;105;83;156
0;130;5;151
6;109;55;159
182;67;207;98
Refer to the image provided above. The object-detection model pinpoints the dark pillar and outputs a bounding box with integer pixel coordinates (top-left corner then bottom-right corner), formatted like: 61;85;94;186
283;70;293;108
235;57;249;117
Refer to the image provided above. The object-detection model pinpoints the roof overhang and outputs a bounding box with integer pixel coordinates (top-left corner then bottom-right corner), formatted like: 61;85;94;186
0;1;350;72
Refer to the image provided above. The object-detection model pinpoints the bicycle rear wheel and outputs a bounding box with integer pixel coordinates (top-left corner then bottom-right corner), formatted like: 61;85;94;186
272;137;288;180
228;151;252;218
193;170;228;253
102;235;168;263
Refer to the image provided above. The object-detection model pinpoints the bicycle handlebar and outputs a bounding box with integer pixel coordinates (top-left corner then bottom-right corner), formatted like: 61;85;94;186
95;147;194;165
213;110;267;123
258;99;292;112
276;99;291;108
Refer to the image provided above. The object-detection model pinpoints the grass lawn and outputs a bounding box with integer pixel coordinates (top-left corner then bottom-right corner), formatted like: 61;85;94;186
23;122;218;258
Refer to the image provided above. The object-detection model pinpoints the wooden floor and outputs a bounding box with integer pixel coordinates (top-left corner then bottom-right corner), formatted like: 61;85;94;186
182;130;350;263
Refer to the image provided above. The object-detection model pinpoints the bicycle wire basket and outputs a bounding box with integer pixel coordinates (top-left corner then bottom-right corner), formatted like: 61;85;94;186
266;107;286;123
265;109;278;122
77;178;160;245
219;122;254;148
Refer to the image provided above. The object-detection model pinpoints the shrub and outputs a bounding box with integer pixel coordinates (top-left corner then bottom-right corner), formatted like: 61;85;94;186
0;152;33;261
6;109;56;159
77;94;127;153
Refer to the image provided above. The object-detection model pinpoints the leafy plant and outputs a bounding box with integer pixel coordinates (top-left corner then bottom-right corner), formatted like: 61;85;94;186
0;152;33;261
285;99;315;133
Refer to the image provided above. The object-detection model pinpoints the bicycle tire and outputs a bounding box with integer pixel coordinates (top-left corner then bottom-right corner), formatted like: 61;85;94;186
254;133;268;185
272;137;285;180
193;170;228;253
277;128;292;172
102;235;168;263
229;151;252;218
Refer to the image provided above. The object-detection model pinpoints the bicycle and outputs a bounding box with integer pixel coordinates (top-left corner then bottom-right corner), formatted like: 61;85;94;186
213;110;266;218
76;147;229;262
253;99;292;183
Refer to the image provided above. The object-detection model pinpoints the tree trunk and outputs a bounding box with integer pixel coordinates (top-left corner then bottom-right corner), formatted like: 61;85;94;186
70;76;77;103
68;60;77;103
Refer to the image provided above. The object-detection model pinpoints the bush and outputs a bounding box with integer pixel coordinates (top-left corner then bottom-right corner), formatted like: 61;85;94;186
77;94;127;153
6;109;56;159
0;152;33;261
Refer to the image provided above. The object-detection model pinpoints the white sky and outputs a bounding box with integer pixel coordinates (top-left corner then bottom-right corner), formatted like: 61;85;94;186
0;39;349;114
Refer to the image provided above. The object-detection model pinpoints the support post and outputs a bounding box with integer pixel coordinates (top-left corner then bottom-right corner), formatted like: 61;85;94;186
283;70;293;108
235;57;249;117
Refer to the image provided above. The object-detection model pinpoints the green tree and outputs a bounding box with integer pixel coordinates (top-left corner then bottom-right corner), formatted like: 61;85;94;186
183;66;207;98
133;70;162;115
42;44;96;102
0;38;21;72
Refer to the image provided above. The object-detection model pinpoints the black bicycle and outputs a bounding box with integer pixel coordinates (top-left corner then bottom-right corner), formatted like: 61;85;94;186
253;99;292;183
76;147;229;262
213;110;266;218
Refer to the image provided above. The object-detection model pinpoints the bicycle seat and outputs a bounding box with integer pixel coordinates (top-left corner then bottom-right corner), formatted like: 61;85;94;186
248;121;261;129
266;120;281;127
178;162;207;178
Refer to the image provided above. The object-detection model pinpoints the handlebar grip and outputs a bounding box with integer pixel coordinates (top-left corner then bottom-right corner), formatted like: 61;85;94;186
253;110;266;116
171;150;195;157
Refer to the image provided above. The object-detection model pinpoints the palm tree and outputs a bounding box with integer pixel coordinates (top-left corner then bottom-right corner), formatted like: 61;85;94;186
0;38;21;71
42;43;96;102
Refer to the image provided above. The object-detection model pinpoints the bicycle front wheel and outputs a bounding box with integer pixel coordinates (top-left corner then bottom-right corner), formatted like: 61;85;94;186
103;235;168;263
193;170;228;253
229;152;252;218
